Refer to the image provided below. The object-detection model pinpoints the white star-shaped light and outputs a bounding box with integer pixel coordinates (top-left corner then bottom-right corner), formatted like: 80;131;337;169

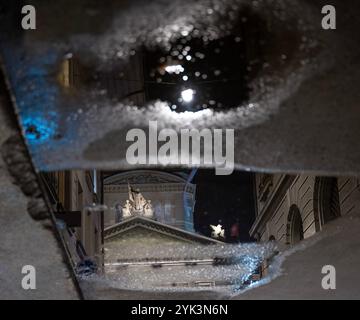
210;224;225;239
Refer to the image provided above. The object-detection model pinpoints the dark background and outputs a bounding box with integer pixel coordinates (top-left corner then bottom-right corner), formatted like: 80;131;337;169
193;169;256;242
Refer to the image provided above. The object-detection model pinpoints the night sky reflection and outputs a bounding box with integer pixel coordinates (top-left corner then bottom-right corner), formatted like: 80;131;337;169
193;169;255;243
103;168;256;243
142;7;266;112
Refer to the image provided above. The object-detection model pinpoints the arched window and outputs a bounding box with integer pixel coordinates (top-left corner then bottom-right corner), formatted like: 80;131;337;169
287;205;304;245
269;235;276;241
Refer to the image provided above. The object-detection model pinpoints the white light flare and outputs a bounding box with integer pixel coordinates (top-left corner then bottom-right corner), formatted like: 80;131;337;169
210;224;225;239
181;89;195;103
165;64;184;74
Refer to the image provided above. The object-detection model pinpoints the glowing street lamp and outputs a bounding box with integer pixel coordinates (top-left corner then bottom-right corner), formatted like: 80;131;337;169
181;88;195;103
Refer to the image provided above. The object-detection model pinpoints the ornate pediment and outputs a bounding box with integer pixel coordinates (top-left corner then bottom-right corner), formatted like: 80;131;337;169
104;216;222;245
104;170;187;185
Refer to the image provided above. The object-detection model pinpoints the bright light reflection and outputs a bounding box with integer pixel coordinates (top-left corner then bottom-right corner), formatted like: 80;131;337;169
165;64;184;74
181;89;195;103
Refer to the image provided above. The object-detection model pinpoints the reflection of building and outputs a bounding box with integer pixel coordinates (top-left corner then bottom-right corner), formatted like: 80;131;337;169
41;170;103;266
251;174;360;278
103;170;196;231
59;53;145;105
251;174;360;245
121;184;154;219
102;170;248;289
102;170;266;290
103;214;254;289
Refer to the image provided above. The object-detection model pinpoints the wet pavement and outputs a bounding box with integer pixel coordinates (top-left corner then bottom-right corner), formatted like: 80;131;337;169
1;0;360;300
0;65;80;299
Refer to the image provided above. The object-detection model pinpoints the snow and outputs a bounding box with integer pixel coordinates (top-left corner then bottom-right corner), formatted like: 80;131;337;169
82;241;277;294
